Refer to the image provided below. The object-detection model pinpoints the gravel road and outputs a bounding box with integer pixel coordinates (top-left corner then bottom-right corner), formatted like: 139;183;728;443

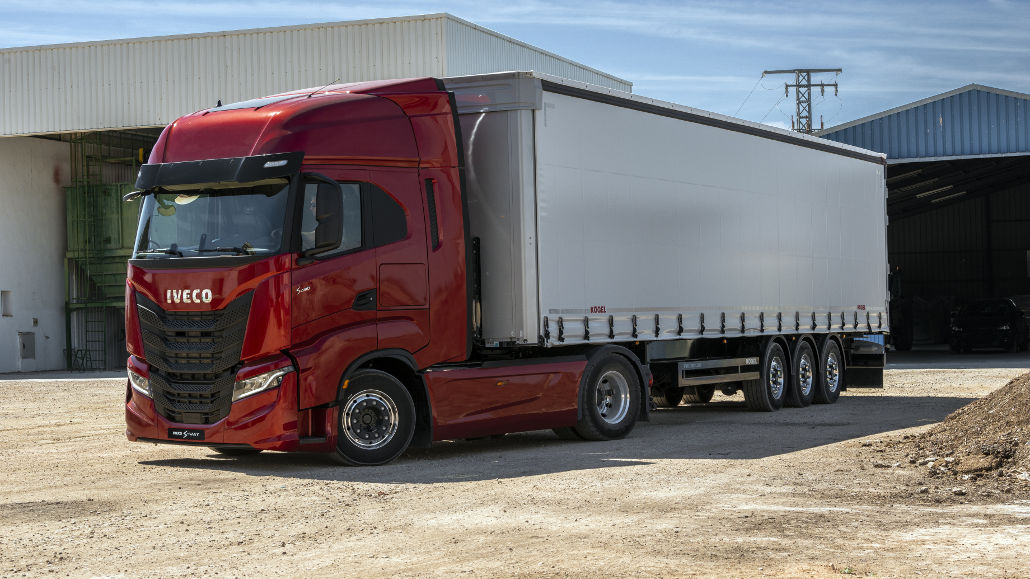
2;357;1029;577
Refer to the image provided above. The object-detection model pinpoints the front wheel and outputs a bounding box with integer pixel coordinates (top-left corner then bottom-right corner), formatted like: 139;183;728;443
572;354;641;441
333;369;415;466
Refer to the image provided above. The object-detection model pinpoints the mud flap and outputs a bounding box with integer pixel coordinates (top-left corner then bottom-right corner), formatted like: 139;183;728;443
848;338;885;388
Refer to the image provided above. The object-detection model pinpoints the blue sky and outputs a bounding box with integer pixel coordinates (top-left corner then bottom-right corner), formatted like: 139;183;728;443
2;0;1029;129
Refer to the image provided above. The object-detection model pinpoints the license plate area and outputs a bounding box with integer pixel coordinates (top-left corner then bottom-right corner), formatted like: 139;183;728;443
168;428;205;441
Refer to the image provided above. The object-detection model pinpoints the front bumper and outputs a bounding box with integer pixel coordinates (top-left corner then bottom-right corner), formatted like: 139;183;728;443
125;369;334;452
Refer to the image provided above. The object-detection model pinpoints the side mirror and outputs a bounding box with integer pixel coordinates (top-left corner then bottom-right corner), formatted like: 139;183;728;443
301;176;343;258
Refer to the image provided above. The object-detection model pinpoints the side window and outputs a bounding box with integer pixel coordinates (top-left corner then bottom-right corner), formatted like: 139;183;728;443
301;182;362;256
368;185;407;248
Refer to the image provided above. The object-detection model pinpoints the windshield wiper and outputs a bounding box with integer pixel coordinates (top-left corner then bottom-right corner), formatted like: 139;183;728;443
196;242;255;256
138;247;184;257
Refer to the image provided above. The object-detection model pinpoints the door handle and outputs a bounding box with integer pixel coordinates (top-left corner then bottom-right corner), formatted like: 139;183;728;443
353;289;377;311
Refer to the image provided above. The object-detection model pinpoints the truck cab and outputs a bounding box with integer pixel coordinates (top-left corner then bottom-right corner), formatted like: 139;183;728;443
124;78;474;463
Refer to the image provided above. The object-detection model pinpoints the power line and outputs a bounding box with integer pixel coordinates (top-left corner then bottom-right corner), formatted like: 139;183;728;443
734;74;765;117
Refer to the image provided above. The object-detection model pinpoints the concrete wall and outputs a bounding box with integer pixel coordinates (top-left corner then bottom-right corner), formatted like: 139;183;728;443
0;137;69;371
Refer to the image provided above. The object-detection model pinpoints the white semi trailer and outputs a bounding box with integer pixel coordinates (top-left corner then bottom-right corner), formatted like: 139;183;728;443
447;71;887;410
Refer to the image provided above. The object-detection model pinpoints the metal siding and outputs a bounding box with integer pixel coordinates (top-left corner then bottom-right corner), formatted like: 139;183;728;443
0;15;632;136
444;18;631;92
823;88;1030;160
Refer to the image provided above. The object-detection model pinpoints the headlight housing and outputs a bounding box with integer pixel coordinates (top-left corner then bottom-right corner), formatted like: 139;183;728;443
950;324;963;332
233;366;292;402
128;368;151;398
998;323;1011;331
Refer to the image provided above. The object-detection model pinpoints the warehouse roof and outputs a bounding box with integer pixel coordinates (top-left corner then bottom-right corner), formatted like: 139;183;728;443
818;84;1030;162
0;13;631;137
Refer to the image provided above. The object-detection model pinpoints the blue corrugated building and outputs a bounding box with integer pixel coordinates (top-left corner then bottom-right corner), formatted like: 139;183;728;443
819;85;1030;346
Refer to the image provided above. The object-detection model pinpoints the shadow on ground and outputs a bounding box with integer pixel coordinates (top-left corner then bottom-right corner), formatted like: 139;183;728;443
139;393;973;484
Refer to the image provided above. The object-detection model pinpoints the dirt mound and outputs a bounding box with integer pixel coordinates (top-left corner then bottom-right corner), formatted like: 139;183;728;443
906;372;1030;484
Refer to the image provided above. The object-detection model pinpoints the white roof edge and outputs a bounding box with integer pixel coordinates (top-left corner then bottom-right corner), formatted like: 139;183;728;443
442;16;631;88
450;71;885;162
819;84;1030;136
0;13;456;53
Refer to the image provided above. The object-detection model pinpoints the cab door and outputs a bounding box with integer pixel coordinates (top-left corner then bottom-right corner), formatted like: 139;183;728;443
292;172;378;408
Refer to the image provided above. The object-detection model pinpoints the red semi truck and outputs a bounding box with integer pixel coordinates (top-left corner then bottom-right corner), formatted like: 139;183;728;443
124;72;888;465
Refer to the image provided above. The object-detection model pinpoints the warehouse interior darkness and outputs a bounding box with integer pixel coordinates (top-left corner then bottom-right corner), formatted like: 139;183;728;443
886;155;1030;346
820;84;1030;349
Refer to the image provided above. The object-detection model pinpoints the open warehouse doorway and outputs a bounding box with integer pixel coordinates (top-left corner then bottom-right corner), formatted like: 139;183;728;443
821;85;1030;349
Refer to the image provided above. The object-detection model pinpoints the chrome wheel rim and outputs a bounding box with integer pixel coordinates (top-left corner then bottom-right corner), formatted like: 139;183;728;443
798;354;814;396
595;370;631;425
825;353;840;394
343;389;399;450
768;357;785;399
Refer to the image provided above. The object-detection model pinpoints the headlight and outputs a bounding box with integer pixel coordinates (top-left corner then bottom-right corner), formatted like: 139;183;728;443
128;368;151;398
999;323;1011;331
233;366;292;402
950;325;963;332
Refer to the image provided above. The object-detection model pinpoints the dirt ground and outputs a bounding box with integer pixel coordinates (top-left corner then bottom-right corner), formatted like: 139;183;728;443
2;358;1030;577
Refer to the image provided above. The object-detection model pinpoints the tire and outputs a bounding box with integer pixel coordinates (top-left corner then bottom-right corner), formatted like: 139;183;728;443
653;386;684;408
212;446;262;456
333;369;416;466
813;339;843;405
682;386;715;404
571;354;641;441
743;341;787;412
784;340;816;408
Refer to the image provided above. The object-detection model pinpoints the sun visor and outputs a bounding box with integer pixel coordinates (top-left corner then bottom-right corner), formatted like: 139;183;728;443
135;151;304;189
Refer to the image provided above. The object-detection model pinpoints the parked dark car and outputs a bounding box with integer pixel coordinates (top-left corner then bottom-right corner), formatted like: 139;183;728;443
950;298;1029;352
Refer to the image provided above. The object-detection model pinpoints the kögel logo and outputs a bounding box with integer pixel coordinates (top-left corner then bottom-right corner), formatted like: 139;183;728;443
166;289;214;304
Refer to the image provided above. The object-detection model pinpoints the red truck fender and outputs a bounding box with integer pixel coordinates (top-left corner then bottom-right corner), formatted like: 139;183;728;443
336;349;434;448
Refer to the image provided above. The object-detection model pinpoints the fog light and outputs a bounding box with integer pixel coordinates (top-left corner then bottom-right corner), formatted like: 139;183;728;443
128;368;151;398
233;366;292;402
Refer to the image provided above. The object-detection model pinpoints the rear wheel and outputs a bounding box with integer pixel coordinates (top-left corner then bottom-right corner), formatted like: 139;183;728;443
743;341;787;412
813;340;843;404
572;354;641;440
333;369;415;466
682;386;715;404
785;341;815;408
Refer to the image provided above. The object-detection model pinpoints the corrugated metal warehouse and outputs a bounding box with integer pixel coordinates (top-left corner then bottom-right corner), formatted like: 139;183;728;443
820;85;1030;348
0;13;631;372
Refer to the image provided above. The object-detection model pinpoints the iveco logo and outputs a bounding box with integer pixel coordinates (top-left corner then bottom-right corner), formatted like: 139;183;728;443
166;289;214;304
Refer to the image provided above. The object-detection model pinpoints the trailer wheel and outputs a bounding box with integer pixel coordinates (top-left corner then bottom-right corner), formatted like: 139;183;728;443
784;341;816;408
743;341;787;412
653;386;684;408
813;340;843;404
682;386;715;404
572;354;641;440
333;369;416;466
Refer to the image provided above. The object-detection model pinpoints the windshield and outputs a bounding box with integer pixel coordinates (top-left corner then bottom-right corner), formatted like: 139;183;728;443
133;181;289;258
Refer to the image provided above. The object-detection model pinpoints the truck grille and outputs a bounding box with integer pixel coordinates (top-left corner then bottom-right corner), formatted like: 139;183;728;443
136;292;252;425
